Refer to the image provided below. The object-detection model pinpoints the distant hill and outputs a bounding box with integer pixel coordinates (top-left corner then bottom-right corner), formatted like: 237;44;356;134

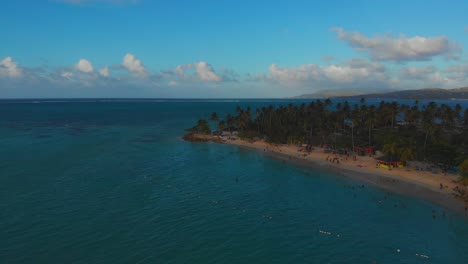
295;87;468;100
294;88;392;99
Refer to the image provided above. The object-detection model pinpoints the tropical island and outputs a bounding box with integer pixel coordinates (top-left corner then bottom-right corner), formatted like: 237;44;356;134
184;99;468;214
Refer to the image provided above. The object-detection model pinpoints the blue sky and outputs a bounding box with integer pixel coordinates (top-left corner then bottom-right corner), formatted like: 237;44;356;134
1;0;467;98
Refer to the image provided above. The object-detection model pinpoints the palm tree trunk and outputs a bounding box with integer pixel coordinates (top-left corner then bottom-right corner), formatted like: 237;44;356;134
334;125;337;149
368;126;371;146
423;130;428;161
391;111;394;128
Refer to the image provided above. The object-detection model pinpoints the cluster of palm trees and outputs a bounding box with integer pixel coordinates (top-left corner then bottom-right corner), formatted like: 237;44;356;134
194;99;468;168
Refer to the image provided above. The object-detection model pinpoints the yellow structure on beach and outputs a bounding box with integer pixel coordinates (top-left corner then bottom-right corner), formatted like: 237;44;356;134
376;160;404;169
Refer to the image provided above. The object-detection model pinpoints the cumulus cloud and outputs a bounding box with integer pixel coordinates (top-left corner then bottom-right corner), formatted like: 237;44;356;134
6;53;468;99
173;64;190;78
99;66;109;77
400;66;436;79
0;57;22;78
194;61;222;82
395;64;468;89
122;53;147;77
75;59;94;73
172;61;223;82
0;56;244;98
266;59;388;85
444;64;468;81
332;27;462;61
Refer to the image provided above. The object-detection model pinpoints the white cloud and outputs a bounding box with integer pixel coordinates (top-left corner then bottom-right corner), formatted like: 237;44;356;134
428;72;461;88
122;53;147;77
194;61;222;82
332;27;462;61
400;66;436;79
395;64;468;88
265;59;468;92
266;59;388;85
268;64;321;82
444;64;468;81
0;57;22;78
99;66;109;77
168;81;178;87
174;64;190;78
61;72;73;79
172;61;222;82
75;59;94;73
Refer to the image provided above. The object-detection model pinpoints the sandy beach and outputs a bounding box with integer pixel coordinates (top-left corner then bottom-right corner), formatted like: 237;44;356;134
189;134;468;216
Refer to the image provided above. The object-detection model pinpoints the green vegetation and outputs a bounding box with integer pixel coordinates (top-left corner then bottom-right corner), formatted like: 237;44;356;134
186;119;211;134
189;99;468;168
459;159;468;179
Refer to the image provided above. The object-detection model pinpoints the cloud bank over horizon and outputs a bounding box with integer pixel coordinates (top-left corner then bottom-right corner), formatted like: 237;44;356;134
2;50;468;98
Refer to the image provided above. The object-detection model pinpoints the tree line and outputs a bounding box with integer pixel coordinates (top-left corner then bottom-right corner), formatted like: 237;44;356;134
188;98;468;173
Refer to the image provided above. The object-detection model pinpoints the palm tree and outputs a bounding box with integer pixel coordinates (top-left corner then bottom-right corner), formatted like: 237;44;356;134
342;101;351;129
365;105;377;146
422;102;438;160
200;100;466;168
399;147;415;166
454;104;462;125
383;143;398;162
439;104;454;130
458;159;468;179
210;112;218;121
464;109;468;127
217;120;225;132
226;114;234;133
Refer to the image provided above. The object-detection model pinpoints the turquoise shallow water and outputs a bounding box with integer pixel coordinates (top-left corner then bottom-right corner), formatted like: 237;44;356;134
1;100;468;263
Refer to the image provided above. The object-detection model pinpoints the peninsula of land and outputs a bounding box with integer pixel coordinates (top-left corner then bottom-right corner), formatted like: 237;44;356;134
184;99;468;214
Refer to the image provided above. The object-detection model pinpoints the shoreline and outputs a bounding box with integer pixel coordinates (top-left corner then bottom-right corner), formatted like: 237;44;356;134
187;134;468;216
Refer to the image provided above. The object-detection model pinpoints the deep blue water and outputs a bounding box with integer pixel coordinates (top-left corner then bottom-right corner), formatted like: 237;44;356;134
1;99;468;264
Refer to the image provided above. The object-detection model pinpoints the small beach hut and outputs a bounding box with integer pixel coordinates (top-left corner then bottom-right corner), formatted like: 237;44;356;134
376;156;403;169
353;146;375;156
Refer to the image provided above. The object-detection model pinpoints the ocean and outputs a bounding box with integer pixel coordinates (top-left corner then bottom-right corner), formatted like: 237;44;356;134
1;99;468;264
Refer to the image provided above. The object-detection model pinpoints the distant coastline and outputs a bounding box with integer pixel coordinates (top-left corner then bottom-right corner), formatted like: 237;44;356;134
295;86;468;100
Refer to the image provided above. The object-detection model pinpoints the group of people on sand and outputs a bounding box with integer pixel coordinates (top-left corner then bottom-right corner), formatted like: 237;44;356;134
325;155;340;164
